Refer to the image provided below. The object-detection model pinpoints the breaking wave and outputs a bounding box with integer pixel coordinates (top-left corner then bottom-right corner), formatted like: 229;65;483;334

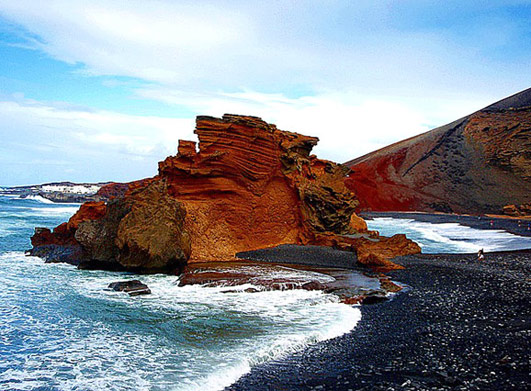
367;217;531;253
0;195;360;391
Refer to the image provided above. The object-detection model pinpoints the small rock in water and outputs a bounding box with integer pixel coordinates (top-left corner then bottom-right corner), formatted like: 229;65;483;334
108;280;151;296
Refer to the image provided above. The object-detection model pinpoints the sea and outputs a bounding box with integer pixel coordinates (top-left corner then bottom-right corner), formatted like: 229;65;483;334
0;196;359;391
1;195;531;391
366;216;531;253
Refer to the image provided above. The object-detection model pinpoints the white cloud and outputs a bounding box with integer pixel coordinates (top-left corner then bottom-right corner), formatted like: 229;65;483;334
0;98;195;155
0;98;195;184
0;0;255;85
136;87;489;162
0;0;529;184
1;0;528;93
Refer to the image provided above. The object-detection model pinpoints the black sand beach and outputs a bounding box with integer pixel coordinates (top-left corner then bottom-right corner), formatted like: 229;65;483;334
226;249;531;391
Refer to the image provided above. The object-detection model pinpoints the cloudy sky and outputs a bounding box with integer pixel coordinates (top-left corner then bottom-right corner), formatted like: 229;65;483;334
0;0;530;186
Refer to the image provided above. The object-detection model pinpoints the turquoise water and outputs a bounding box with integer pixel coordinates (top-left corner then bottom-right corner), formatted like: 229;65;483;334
0;196;360;391
367;217;531;253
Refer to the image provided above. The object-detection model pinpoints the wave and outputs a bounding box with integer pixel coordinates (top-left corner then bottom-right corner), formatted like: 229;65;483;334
0;253;361;391
368;218;531;253
19;194;55;204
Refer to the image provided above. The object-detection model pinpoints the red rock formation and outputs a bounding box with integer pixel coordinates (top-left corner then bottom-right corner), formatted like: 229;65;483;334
67;201;106;230
302;231;420;270
96;178;156;200
30;202;106;249
345;88;531;214
31;114;420;272
158;114;358;261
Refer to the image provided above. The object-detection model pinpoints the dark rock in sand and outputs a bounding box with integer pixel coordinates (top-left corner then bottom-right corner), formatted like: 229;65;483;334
108;280;151;296
359;291;388;304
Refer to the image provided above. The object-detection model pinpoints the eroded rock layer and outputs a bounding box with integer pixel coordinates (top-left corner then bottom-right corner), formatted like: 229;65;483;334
30;114;419;272
158;114;360;261
345;88;531;214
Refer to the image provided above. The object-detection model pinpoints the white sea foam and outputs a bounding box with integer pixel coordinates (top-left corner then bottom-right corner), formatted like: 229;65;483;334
27;205;80;214
368;217;531;253
0;253;360;391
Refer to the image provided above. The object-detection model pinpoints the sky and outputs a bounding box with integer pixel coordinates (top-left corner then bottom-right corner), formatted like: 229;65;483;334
0;0;530;186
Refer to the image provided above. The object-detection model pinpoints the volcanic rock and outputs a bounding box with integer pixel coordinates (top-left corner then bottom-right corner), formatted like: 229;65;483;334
158;114;359;261
67;201;106;230
30;114;420;273
96;177;156;200
31;180;190;274
345;87;531;214
108;280;151;296
77;180;190;273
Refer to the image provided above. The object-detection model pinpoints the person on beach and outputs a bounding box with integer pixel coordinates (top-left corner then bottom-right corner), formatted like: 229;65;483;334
477;249;485;261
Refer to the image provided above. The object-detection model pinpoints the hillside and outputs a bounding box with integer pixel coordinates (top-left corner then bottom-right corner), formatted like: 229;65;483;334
344;88;531;214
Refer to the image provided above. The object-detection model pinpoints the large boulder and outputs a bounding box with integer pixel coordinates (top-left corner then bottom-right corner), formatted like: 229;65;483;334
115;180;191;273
74;198;132;270
76;180;190;274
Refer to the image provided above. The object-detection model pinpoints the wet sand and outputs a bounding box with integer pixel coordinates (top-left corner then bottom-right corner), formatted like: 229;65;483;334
226;249;531;391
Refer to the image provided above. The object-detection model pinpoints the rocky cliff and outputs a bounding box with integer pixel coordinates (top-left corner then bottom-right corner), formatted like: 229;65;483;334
345;88;531;214
30;114;419;273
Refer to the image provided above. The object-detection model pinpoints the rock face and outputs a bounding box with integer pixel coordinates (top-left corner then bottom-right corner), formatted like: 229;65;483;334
502;203;531;217
31;181;190;274
30;114;420;273
158;114;359;261
96;178;156;200
345;88;531;214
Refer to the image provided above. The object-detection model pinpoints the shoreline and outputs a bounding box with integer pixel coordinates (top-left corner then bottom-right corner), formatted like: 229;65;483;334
226;249;531;391
361;211;531;237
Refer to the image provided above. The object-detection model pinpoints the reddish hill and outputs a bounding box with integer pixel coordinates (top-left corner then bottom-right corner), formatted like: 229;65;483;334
345;88;531;214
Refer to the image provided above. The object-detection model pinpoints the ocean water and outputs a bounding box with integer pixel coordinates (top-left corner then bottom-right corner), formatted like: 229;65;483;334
367;217;531;253
0;196;360;391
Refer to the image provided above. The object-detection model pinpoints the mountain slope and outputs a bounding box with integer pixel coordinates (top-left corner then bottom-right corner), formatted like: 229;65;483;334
344;88;531;214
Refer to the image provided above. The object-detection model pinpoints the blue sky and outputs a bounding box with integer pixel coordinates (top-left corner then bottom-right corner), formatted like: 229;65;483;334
0;0;530;186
